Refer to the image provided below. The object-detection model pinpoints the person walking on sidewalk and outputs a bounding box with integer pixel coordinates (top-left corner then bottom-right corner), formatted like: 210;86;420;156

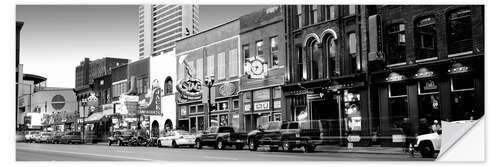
431;120;441;133
401;118;413;152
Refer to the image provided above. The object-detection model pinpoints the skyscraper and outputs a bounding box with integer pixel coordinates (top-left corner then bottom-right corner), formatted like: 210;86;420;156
138;5;199;58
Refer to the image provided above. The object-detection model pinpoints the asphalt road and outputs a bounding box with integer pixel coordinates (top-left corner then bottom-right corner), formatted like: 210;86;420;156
16;142;432;161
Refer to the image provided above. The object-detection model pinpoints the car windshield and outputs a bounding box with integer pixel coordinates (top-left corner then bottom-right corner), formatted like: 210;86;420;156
42;133;51;136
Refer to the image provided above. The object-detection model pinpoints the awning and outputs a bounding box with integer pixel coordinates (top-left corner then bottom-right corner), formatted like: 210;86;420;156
84;112;104;123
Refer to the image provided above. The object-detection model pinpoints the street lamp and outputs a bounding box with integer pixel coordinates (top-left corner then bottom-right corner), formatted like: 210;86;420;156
81;98;87;143
204;75;215;128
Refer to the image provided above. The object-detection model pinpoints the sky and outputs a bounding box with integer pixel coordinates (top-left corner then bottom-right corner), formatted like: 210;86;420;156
16;5;270;88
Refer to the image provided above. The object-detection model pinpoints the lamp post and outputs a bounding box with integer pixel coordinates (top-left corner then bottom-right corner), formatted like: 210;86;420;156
81;98;87;143
204;75;215;128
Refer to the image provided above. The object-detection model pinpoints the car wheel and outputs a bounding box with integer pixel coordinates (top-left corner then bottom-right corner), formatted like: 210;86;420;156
248;139;258;151
172;140;178;148
236;144;244;150
108;140;112;146
304;144;316;153
157;141;162;148
195;139;202;149
419;142;435;158
282;140;292;152
217;139;225;150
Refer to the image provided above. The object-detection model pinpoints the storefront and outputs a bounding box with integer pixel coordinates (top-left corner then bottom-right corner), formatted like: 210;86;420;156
373;58;484;147
283;77;371;146
242;86;282;132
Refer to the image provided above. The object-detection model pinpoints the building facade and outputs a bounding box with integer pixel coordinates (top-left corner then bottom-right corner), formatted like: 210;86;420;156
175;19;241;133
17;73;47;130
283;5;373;146
369;5;484;147
139;5;199;58
30;87;77;132
239;6;286;132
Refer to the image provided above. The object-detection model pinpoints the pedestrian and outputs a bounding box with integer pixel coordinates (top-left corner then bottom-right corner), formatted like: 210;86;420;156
431;120;441;133
401;118;413;152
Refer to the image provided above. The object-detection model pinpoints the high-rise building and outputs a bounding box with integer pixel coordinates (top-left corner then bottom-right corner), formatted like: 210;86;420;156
138;5;199;58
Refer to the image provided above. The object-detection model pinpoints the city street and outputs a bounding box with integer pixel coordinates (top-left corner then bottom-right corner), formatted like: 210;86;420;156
16;143;432;161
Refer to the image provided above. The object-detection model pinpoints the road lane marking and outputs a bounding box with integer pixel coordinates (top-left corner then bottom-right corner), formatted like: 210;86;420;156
202;156;238;160
17;147;154;161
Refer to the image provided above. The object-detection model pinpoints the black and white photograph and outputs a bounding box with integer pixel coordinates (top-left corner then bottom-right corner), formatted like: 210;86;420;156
9;0;490;165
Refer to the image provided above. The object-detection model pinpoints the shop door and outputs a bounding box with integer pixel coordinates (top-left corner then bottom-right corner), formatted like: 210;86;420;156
151;121;159;137
310;96;343;144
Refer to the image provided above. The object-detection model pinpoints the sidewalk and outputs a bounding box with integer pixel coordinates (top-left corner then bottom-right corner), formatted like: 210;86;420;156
316;145;407;155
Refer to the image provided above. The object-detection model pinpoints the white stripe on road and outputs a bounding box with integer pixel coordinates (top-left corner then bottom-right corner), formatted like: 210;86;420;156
17;147;154;161
202;156;238;160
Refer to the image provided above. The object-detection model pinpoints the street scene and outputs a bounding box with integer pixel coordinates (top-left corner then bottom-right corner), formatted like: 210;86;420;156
15;4;484;161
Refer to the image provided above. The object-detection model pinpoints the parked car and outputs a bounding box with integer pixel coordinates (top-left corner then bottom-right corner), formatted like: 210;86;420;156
108;129;134;146
280;120;339;152
247;121;283;151
36;132;53;143
414;130;441;158
50;132;66;144
60;131;83;144
25;131;40;143
157;130;196;148
16;131;25;142
195;126;247;150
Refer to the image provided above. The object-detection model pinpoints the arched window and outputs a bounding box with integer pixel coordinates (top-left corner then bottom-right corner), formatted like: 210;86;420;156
164;76;173;95
325;36;340;77
308;40;323;80
415;16;437;60
447;8;472;55
386;23;406;64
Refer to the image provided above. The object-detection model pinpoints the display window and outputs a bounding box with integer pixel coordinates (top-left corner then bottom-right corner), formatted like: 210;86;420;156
388;83;409;130
344;90;361;131
219;114;228;126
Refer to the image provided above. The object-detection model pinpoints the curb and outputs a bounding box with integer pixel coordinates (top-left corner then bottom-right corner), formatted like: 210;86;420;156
318;149;407;155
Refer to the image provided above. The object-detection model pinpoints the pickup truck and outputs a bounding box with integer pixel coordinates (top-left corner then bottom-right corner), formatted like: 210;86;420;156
195;126;247;150
247;121;283;151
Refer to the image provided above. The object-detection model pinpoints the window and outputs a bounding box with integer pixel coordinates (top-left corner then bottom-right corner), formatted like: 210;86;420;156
281;123;288;129
218;102;229;111
416;17;437;60
243;91;252;102
273;87;282;99
348;5;356;15
256;41;264;60
451;77;474;92
197;105;204;113
189;106;196;114
270;37;279;67
233;100;240;109
296;5;303;28
447;8;473;55
296;46;305;81
309;40;323;79
289;122;299;129
326;36;340;77
196;58;203;80
274;113;282;121
197;116;204;131
164;76;173;95
310;5;318;24
228;49;238;77
389;82;408;129
219;114;228;126
348;33;360;72
389;83;407;98
325;5;336;20
242;45;250;64
217;52;225;80
207;55;214;77
386;24;406;64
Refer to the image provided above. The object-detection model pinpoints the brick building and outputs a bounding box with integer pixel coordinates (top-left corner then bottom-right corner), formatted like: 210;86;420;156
369;5;484;147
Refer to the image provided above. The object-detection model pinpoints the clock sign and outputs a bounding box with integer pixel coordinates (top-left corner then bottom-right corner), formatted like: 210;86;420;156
244;56;268;79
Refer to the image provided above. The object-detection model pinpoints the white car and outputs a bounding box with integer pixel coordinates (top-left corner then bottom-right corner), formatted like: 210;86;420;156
157;130;196;148
414;130;441;158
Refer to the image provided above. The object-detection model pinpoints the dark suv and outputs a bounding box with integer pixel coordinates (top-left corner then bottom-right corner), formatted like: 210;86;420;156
280;120;340;152
108;129;134;146
247;121;283;151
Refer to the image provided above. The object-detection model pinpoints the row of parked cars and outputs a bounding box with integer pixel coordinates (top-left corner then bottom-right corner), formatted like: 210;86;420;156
18;131;84;144
108;120;338;153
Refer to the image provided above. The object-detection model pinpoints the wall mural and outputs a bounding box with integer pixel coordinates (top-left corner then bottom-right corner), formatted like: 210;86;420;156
176;55;202;100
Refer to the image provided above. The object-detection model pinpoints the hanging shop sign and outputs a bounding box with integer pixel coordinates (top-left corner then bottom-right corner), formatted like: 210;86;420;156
254;101;270;111
414;67;436;79
448;62;471;74
347;135;361;142
180;106;187;116
218;82;237;97
138;87;162;115
176;78;203;100
386;72;406;82
244;56;268;79
423;80;438;90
